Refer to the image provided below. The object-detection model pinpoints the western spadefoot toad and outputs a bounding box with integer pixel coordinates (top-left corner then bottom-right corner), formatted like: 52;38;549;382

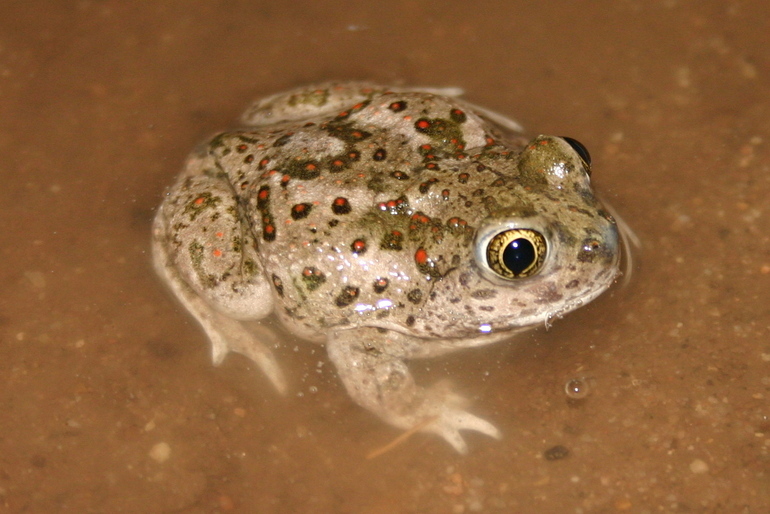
152;82;621;453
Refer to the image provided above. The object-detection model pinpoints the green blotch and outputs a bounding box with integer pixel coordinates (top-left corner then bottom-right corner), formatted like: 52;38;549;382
366;173;387;193
380;231;404;251
301;268;327;291
414;117;466;152
188;240;216;288
406;289;423;304
288;88;329;107
284;159;321;180
183;192;221;222
416;259;443;281
242;258;258;277
322;122;372;144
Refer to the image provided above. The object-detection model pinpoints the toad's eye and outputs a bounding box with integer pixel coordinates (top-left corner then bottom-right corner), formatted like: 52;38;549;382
486;229;547;279
561;136;591;173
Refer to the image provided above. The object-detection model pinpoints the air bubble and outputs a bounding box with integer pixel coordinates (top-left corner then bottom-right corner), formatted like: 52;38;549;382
564;377;592;400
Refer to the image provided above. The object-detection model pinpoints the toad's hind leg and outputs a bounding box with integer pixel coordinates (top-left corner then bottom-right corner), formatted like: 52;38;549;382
152;161;286;393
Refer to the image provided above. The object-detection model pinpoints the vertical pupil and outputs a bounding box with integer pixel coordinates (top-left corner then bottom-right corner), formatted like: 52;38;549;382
502;238;535;275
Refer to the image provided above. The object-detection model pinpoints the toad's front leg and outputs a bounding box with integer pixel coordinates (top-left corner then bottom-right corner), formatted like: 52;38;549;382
326;328;500;453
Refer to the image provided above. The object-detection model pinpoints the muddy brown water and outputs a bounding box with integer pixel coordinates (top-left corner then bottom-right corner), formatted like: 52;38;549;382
1;1;768;512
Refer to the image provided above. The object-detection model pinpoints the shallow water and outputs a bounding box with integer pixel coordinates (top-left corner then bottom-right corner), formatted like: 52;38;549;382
1;1;768;512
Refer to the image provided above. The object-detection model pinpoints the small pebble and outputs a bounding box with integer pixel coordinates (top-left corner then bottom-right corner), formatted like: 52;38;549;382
149;442;171;463
24;270;46;289
689;458;709;474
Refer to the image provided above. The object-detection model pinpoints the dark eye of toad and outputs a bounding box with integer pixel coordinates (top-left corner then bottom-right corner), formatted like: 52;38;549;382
561;136;592;173
485;229;547;279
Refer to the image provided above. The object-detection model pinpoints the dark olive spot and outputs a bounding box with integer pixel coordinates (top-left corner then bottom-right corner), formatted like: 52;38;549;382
380;231;403;251
272;274;284;296
449;108;466;123
373;278;389;293
331;197;352;215
335;286;360;307
273;133;293;147
544;445;570;461
406;289;423;304
301;267;326;291
290;203;312;220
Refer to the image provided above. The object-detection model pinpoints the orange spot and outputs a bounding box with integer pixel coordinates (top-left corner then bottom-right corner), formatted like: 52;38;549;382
415;248;428;265
212;249;222;257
